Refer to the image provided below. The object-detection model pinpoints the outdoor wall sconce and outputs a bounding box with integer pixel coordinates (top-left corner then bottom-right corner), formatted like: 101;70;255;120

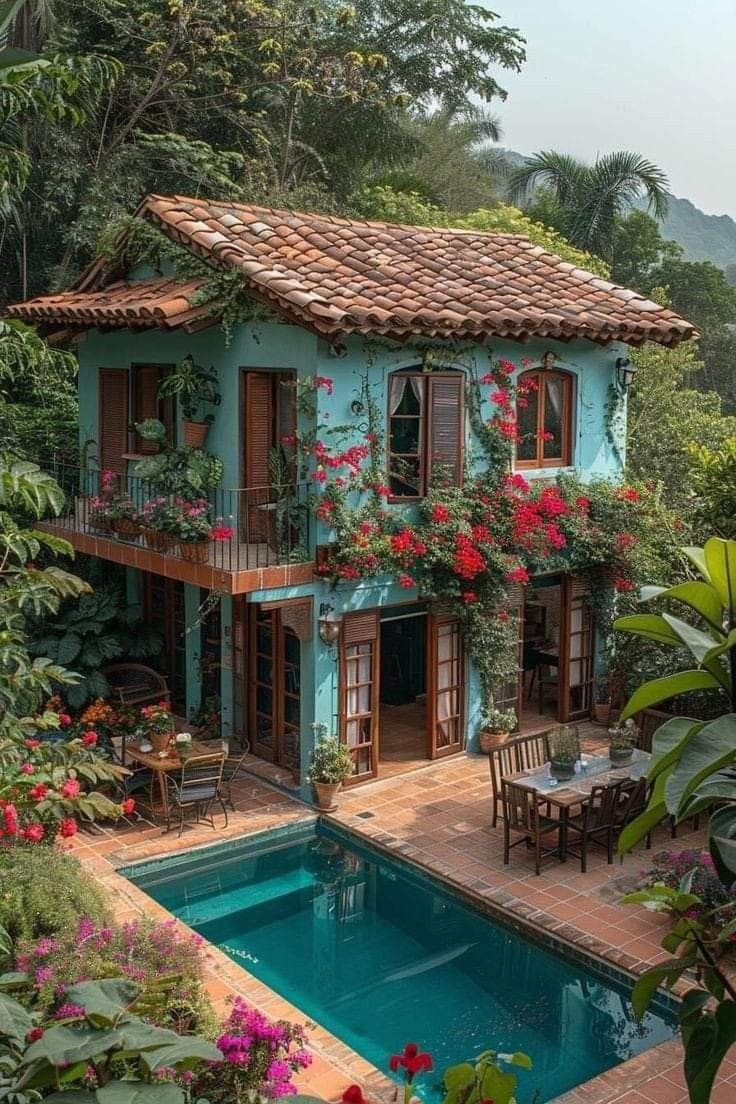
318;603;341;645
540;351;558;370
615;356;637;393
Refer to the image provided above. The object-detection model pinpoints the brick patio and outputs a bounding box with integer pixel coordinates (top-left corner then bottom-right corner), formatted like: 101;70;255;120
69;745;735;1104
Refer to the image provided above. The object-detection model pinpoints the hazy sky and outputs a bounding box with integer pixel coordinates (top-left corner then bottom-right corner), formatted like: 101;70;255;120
492;1;736;216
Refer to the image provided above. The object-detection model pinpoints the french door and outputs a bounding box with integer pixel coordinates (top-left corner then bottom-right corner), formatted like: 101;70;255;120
141;574;186;712
340;610;380;781
248;604;301;768
427;613;464;758
560;575;595;721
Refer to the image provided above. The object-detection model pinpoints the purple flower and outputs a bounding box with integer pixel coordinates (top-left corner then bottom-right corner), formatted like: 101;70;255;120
34;938;58;957
54;1003;85;1020
267;1060;292;1082
35;967;55;984
77;919;95;941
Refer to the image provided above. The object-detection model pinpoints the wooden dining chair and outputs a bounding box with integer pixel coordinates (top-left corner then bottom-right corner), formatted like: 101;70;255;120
512;731;552;773
489;731;555;827
567;782;625;873
615;777;652;852
501;780;562;875
488;742;517;827
164;753;227;837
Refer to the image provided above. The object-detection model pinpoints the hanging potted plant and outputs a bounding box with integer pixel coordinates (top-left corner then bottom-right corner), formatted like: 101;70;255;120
158;355;220;449
307;734;354;811
478;707;517;754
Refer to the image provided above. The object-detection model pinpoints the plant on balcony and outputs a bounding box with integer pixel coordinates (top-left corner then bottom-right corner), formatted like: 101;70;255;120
132;446;224;500
136;494;180;551
158;355;220;448
134;416;168;453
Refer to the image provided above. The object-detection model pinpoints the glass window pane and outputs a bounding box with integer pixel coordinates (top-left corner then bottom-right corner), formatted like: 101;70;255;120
543;376;565;460
516;379;539;461
390;456;421;498
390;417;421;454
257;656;272;684
256;624;273;653
256;686;273;714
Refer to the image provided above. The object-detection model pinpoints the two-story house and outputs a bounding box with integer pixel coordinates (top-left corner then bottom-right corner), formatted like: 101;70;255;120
7;197;694;787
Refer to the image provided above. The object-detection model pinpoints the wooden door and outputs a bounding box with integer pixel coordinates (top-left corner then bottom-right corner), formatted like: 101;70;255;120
142;574;186;712
340;610;380;781
427;613;464;758
247;604;301;767
98;368;129;477
560;575;595;721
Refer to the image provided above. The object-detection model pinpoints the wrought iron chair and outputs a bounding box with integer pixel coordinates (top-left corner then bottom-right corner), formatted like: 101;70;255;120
501;780;563;875
220;743;251;812
164;753;226;836
567;781;625;873
488;731;552;827
614;776;652;852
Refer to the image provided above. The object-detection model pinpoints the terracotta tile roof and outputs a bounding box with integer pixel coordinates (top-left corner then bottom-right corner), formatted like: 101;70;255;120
6;276;211;333
6;195;695;347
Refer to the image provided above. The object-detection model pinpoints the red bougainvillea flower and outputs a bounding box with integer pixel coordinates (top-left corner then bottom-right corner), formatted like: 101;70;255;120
60;778;81;799
23;823;45;843
59;818;78;838
81;730;98;746
575;496;590;511
58;713;72;727
342;1087;366;1104
210;526;235;542
121;798;136;816
29;783;48;802
498;610;509;623
24;738;42;749
507;566;530;585
431;504;450;524
389;1043;433;1080
613;576;635;592
26;1028;44;1043
398;574;415;589
618;487;640;503
462;592;478;604
20;763;34;775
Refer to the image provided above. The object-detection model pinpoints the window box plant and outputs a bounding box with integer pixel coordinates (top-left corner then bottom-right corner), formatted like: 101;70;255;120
157;355;220;448
108;494;141;538
608;718;638;764
307;733;354;810
548;724;580;781
478;706;517;753
137;495;177;552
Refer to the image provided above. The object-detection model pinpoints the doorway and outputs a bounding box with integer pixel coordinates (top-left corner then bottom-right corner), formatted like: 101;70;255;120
248;603;301;770
340;606;465;782
495;574;595;732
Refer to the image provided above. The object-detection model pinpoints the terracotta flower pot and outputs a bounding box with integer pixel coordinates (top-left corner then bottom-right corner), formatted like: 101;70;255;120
144;528;176;553
112;517;142;538
179;540;210;563
90;514;113;534
593;702;612;725
313;781;341;811
479;731;509;754
150;730;173;754
182;420;210;448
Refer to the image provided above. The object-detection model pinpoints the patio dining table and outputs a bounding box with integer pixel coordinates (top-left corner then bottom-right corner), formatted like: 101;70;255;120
504;747;651;860
126;739;218;821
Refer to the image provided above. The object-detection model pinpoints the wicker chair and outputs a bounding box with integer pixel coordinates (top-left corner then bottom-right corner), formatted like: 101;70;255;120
220;743;251;811
103;663;170;708
501;781;563;875
164;753;226;836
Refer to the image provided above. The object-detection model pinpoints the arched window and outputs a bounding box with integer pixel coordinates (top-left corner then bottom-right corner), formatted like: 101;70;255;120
388;369;464;498
515;368;574;468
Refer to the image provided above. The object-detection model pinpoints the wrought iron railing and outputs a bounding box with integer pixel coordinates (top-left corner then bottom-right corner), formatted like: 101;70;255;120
48;463;312;573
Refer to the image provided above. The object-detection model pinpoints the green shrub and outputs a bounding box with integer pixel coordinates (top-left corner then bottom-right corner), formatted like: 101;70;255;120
0;847;110;942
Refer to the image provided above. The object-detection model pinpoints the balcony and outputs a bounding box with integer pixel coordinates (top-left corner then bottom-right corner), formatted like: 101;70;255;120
43;465;315;594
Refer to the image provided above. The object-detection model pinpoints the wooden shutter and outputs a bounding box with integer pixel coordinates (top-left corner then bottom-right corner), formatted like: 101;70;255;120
243;372;274;542
98;368;129;476
428;612;464;758
560;575;595;721
428;374;464;488
340;609;380;781
133;365;162;454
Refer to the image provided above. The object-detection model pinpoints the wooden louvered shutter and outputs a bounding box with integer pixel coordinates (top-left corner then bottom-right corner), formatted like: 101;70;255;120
98;368;129;476
134;365;162;454
243;372;274;541
560;575;595;722
428;374;464;488
340;609;380;781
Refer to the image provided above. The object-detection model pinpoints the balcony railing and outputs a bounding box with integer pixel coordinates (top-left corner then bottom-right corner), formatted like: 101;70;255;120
47;463;312;574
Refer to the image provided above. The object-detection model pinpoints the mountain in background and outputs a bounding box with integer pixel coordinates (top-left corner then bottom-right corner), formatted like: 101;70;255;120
498;149;736;272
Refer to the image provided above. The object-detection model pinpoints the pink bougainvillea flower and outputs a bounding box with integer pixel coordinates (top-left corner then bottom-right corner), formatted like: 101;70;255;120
210;526;235;542
59;818;78;838
26;1028;44;1043
60;778;81;799
121;798;136;816
58;713;72;727
398;574;415;589
29;783;48;801
20;763;34;775
575;495;590;511
314;375;334;395
462;592;478;604
81;730;98;746
506;566;530;585
24;738;42;749
24;823;45;843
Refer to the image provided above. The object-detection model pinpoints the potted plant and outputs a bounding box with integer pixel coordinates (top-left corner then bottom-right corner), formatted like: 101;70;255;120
158;355;220;448
608;718;638;765
307;733;353;811
140;701;175;754
108;493;141;538
548;724;580;782
593;676;612;725
137;495;178;552
478;707;517;753
134;417;168;455
174;731;193;761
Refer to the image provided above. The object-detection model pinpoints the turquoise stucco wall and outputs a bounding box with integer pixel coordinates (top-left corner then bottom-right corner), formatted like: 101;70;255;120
80;318;627;769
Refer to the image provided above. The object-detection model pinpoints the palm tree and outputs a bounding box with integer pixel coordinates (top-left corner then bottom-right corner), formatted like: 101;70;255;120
508;150;669;260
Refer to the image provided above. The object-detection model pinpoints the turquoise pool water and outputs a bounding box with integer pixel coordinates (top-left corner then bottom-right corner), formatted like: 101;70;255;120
124;824;676;1103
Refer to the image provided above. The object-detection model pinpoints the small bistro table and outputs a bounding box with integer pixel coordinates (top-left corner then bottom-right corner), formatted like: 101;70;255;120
126;740;218;821
504;747;651;860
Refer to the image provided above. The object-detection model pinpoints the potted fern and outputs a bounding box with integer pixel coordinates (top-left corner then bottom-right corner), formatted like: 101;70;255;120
158;356;220;448
307;732;354;811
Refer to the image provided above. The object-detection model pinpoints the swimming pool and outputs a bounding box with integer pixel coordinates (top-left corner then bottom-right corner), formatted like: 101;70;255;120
124;823;676;1104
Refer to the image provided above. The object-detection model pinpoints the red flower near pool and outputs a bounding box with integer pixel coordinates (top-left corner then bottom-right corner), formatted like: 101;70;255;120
389;1042;433;1079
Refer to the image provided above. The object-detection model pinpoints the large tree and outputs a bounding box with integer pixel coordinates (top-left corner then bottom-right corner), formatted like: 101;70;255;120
509;150;669;260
